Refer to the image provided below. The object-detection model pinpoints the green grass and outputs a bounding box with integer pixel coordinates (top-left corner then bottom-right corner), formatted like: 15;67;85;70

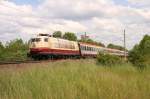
0;59;150;99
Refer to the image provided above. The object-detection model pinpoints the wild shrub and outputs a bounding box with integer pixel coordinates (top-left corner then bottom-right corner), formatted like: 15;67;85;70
97;52;123;66
0;39;29;61
129;35;150;68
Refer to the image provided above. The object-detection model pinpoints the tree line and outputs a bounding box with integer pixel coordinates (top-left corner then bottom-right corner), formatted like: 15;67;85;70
0;39;28;61
52;31;125;48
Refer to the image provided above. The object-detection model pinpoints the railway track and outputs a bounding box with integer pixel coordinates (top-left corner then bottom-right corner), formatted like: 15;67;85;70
0;60;41;65
0;59;75;65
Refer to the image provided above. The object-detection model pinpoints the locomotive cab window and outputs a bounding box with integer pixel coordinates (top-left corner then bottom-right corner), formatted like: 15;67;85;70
31;38;41;42
31;38;35;42
36;38;41;42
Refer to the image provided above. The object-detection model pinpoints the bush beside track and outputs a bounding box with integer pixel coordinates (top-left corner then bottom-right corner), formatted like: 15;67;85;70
0;39;29;62
97;52;124;66
129;35;150;69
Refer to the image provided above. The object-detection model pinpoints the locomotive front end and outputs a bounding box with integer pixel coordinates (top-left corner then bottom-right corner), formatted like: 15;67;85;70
28;34;50;59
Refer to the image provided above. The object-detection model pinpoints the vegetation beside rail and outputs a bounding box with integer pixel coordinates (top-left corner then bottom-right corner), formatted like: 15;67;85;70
129;35;150;68
0;59;149;99
0;39;28;61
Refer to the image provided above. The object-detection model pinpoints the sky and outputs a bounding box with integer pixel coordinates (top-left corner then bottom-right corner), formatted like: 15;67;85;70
0;0;150;49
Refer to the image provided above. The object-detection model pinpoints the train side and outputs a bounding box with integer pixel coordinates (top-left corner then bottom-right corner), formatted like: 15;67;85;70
79;42;104;57
79;42;127;58
28;34;128;60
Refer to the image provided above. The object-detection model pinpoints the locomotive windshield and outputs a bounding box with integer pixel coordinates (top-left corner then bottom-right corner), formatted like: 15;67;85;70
31;38;41;42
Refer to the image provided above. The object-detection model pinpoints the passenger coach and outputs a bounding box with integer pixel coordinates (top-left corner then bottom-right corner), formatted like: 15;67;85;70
79;42;104;57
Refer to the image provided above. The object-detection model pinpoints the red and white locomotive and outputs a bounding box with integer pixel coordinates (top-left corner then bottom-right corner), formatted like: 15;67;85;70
28;34;127;60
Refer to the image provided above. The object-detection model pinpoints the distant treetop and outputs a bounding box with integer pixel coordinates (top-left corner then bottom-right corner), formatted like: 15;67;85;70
52;31;62;38
107;43;127;51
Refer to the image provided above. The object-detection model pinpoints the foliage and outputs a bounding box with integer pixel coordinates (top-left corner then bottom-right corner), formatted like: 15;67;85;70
107;43;126;51
0;42;4;59
53;31;62;38
79;38;105;47
97;52;124;66
63;32;77;41
0;60;149;99
96;42;105;47
0;39;29;61
129;35;150;68
0;42;4;49
79;38;94;43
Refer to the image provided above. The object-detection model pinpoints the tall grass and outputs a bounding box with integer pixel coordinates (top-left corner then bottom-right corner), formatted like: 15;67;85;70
0;60;150;99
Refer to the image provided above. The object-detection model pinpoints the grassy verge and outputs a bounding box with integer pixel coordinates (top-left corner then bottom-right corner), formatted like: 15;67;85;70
0;59;150;99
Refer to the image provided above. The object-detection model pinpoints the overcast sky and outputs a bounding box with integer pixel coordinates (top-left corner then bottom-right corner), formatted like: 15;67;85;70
0;0;150;49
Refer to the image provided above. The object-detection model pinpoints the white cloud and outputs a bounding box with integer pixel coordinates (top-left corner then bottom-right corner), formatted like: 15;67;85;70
128;0;150;6
0;0;150;49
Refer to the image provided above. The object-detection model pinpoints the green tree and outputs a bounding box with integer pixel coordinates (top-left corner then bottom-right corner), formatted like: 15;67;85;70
63;32;77;41
97;52;123;66
129;35;150;68
107;44;126;51
97;42;105;47
0;42;4;49
79;38;105;47
0;42;4;60
53;31;62;38
3;39;28;61
79;38;94;43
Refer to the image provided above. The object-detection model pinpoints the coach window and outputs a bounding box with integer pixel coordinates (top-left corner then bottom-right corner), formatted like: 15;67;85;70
81;46;83;50
44;38;48;42
82;46;84;50
83;46;86;50
88;47;91;51
87;47;89;51
84;46;86;50
87;46;89;51
83;46;85;50
86;47;88;51
90;47;92;51
85;46;87;50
